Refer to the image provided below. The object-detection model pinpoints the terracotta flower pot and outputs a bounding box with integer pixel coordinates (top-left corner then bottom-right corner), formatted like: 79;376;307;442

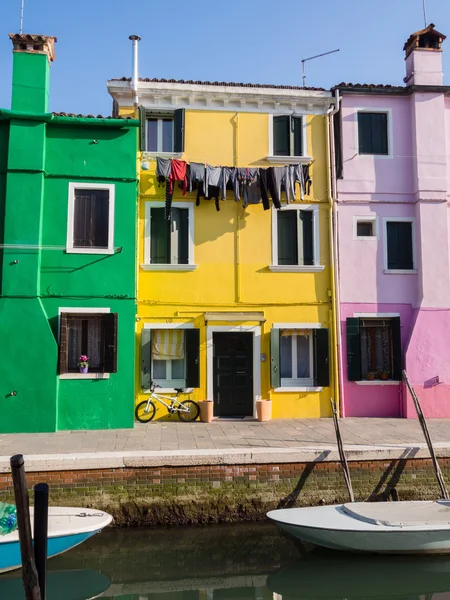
380;372;389;381
366;373;375;381
256;399;272;422
199;400;214;423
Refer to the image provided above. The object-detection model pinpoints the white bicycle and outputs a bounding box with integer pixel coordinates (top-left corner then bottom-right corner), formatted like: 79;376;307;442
135;382;200;423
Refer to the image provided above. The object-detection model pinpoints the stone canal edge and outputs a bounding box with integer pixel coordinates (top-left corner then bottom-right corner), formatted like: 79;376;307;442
0;444;449;526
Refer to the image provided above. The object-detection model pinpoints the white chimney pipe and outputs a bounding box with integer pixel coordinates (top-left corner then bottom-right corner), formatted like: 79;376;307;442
129;34;141;108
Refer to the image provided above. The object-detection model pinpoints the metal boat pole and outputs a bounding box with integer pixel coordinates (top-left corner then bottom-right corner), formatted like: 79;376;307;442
10;454;41;600
34;483;49;600
403;370;449;499
330;399;355;502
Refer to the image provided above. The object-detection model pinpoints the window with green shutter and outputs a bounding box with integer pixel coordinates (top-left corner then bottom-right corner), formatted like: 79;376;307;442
357;112;388;155
386;221;414;270
149;207;189;265
275;208;316;267
273;115;303;157
140;109;185;153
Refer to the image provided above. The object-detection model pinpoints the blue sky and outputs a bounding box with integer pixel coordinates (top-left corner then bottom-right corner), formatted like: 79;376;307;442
0;0;449;115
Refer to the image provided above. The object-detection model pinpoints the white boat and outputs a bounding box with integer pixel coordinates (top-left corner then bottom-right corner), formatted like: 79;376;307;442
267;500;450;555
0;506;112;573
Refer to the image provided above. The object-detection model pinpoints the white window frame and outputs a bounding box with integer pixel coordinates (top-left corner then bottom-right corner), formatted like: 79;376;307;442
143;322;194;392
146;115;174;153
270;204;324;272
267;113;311;163
383;217;417;274
272;323;322;392
57;307;111;380
353;215;378;240
355;107;393;159
66;183;115;255
142;201;196;271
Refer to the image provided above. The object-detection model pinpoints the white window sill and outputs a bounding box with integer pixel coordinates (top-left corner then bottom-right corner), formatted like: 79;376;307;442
269;265;325;273
142;152;183;160
143;388;188;394
266;155;312;164
66;248;115;255
274;387;323;392
59;373;110;380
355;236;377;241
384;269;417;275
140;264;198;272
354;380;400;386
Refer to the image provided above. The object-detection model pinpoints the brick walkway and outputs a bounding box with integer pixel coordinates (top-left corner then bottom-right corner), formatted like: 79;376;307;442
1;418;450;456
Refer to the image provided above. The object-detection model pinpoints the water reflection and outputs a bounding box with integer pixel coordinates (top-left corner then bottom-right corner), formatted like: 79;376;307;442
3;522;450;599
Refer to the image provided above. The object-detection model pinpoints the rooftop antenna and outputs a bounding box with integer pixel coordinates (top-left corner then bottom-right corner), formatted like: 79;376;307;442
301;49;340;88
422;0;428;27
19;0;24;34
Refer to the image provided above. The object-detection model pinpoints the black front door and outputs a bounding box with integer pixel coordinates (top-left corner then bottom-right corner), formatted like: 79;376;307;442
213;332;253;417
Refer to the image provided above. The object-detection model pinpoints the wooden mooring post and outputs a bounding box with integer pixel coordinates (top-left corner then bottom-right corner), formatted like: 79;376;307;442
34;483;49;600
10;454;41;600
331;398;355;502
403;370;449;500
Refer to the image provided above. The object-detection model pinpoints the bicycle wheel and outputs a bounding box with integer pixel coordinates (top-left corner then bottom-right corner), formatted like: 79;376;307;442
135;400;156;423
178;400;200;422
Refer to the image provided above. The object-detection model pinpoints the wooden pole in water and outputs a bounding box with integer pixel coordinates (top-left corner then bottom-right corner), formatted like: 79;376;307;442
403;370;449;499
34;483;48;600
331;399;355;502
10;454;41;600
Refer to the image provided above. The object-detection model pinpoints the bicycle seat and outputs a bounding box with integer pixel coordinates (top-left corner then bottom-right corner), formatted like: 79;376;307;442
174;388;185;393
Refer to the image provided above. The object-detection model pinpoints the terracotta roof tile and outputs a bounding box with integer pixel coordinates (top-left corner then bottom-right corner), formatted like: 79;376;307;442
52;112;134;120
9;33;57;42
335;82;405;90
110;76;325;92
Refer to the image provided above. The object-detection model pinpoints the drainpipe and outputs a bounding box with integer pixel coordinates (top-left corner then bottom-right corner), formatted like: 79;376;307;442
129;35;141;109
326;89;343;416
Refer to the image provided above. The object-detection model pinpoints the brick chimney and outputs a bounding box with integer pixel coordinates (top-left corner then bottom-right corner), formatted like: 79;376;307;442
8;33;57;113
404;24;445;86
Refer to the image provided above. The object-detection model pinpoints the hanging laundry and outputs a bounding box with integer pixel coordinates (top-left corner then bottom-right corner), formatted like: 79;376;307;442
259;168;276;210
189;162;205;192
281;166;293;204
156;156;172;179
221;167;240;202
238;168;260;208
168;159;187;195
205;165;222;197
302;164;312;195
196;183;221;211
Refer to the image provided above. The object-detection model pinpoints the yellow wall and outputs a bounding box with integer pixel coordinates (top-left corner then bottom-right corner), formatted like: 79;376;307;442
133;107;334;419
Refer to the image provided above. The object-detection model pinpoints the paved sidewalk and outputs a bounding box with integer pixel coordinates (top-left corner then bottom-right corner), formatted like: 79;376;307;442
1;418;450;455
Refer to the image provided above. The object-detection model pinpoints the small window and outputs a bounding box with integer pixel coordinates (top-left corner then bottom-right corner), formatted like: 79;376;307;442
357;220;375;238
357;112;388;155
140;108;185;153
147;205;192;265
270;327;330;389
273;115;303;157
386;221;414;270
59;312;118;374
141;328;200;390
67;184;115;254
346;316;402;382
275;208;316;266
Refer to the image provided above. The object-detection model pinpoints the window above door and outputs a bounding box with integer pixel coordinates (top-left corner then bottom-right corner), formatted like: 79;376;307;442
267;114;310;163
139;108;185;155
142;202;196;271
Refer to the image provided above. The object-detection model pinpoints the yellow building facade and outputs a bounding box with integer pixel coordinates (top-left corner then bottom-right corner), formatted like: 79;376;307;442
108;78;337;419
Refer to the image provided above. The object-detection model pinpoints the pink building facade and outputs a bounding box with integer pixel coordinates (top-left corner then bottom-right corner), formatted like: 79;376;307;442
334;24;450;418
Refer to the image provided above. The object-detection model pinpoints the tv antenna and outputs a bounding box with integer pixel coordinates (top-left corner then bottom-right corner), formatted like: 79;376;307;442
422;0;428;27
301;49;340;88
19;0;25;34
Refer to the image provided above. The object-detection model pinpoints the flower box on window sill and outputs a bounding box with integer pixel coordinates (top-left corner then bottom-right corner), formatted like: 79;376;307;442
140;264;198;272
59;373;110;380
354;380;400;386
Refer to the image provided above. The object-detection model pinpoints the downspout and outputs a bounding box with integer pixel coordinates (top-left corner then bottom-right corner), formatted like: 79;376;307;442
129;35;141;109
234;112;242;304
326;90;342;416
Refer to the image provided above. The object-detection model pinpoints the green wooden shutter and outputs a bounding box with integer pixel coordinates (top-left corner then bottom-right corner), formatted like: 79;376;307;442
103;313;118;373
300;210;314;266
333;109;343;179
387;222;413;270
391;317;403;381
371;112;388;155
141;328;152;389
185;328;200;388
270;328;281;389
139;105;146;151
59;313;69;374
292;116;303;157
277;211;298;265
171;207;189;265
314;329;330;387
174;108;185;153
150;207;170;264
273;116;290;156
346;317;362;381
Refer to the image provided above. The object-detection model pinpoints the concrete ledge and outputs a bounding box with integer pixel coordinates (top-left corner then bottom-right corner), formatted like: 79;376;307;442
1;442;450;472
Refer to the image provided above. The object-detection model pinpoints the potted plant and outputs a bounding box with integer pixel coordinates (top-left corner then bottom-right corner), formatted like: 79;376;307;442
366;371;376;381
199;400;214;423
379;370;390;381
256;399;272;422
79;355;89;374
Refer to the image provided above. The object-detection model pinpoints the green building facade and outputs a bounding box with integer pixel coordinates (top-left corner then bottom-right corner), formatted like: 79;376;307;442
0;34;139;432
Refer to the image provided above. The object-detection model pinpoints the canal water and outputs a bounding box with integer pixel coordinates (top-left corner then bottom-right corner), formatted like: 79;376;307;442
2;521;450;599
